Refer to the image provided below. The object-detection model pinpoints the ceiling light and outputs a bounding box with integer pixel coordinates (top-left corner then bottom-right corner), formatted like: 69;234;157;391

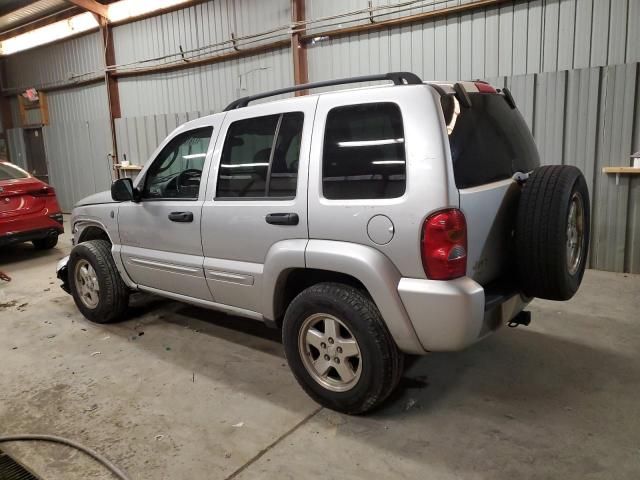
0;12;99;56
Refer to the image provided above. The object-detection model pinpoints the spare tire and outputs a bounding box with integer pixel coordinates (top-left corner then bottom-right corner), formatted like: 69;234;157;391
515;165;590;300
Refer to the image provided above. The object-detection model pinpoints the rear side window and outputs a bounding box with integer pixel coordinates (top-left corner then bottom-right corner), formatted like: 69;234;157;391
322;103;406;200
216;112;303;199
445;92;540;189
0;162;29;180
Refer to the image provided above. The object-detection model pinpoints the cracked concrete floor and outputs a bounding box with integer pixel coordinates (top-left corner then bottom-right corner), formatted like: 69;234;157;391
0;218;639;479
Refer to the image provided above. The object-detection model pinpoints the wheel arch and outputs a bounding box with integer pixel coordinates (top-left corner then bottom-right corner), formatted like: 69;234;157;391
77;223;112;244
264;239;425;354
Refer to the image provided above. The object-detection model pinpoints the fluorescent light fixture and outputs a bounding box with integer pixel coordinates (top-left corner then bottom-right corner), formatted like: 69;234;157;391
371;160;405;165
337;138;404;147
0;12;99;55
182;153;207;159
220;163;269;169
0;0;193;55
108;0;192;22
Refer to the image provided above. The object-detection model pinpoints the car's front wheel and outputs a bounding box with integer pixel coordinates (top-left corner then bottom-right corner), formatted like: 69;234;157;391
68;240;129;323
282;282;403;414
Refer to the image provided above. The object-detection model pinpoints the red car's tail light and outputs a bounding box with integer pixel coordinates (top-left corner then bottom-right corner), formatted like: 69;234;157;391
31;186;56;197
421;208;467;280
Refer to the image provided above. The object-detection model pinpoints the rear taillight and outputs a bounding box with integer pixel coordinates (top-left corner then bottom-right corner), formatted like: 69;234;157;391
31;186;56;197
421;208;467;280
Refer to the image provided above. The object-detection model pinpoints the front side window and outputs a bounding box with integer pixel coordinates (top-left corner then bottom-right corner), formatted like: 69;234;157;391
322;103;406;200
216;112;304;199
142;127;213;199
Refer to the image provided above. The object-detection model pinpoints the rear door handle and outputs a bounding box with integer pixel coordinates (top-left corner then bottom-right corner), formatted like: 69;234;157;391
265;212;299;226
168;211;194;222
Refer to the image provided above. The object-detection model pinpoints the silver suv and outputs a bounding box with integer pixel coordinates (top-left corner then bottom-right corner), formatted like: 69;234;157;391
57;72;590;414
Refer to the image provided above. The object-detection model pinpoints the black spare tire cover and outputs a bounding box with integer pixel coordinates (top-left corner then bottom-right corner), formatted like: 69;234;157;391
515;165;590;300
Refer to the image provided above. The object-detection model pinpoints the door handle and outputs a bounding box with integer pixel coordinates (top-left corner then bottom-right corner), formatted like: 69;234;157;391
265;212;299;226
168;211;194;222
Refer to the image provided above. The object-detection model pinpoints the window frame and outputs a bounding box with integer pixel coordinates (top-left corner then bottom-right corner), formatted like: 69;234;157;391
140;126;214;202
320;101;408;202
214;111;304;201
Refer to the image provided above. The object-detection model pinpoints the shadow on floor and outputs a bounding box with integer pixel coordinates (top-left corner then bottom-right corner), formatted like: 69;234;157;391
107;294;639;425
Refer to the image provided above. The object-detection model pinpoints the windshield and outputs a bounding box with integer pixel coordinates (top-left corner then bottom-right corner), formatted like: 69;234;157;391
443;92;540;189
0;162;30;181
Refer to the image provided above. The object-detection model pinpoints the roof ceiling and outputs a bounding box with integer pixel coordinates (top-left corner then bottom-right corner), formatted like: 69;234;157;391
0;0;112;37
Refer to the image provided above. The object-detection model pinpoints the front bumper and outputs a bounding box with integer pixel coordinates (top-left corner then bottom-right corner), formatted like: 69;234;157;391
56;255;71;294
398;276;528;352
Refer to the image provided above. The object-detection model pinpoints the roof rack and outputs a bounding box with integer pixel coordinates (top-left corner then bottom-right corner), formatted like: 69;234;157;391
223;71;423;111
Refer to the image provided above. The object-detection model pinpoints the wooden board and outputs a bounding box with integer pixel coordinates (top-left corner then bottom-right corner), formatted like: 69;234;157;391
602;167;640;174
114;164;143;171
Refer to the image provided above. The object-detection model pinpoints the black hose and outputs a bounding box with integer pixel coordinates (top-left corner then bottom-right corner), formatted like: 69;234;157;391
0;434;130;480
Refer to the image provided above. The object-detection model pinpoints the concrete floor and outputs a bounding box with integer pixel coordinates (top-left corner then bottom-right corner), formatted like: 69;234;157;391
0;218;639;479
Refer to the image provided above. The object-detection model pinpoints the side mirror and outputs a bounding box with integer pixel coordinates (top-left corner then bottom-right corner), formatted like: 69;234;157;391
111;178;135;202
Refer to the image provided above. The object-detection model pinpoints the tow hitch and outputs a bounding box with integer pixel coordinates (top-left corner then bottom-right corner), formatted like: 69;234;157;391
508;311;531;328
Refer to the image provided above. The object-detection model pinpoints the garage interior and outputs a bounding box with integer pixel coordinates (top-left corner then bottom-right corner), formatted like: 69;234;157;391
1;0;639;479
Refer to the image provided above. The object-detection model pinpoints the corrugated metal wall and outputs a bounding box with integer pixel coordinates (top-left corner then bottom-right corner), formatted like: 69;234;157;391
3;31;103;90
111;0;293;164
113;0;292;119
6;128;26;169
43;83;112;212
500;64;640;273
306;0;640;81
3;33;111;211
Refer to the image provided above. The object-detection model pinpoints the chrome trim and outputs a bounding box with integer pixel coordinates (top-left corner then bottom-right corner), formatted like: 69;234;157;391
206;270;254;285
129;257;201;274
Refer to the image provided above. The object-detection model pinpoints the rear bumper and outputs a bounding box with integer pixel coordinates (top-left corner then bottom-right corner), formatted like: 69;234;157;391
398;276;528;352
0;226;63;247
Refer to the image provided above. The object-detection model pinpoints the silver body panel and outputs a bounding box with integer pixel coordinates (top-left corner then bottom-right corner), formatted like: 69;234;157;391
67;81;530;354
200;96;317;314
460;179;520;284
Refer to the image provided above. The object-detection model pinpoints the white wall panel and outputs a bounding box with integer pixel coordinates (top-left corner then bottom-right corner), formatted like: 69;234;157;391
43;83;111;211
113;0;290;71
3;32;103;90
117;46;292;117
307;0;638;81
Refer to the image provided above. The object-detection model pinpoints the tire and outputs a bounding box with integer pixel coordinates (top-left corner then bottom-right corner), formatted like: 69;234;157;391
515;165;590;300
32;235;58;250
68;240;129;323
282;282;403;415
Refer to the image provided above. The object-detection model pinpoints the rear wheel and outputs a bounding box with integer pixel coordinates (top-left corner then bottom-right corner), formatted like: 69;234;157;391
282;282;403;414
32;235;58;250
515;165;590;300
68;240;129;323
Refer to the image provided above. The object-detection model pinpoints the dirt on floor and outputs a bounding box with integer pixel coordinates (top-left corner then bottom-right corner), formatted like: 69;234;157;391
0;221;639;479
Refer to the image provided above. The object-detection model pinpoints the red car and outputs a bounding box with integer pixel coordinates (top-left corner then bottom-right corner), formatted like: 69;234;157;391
0;161;64;249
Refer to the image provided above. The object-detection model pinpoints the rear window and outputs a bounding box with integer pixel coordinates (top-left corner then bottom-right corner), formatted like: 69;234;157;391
444;92;540;189
0;163;29;181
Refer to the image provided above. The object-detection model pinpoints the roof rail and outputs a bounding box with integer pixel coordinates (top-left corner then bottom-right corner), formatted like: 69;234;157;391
223;71;423;111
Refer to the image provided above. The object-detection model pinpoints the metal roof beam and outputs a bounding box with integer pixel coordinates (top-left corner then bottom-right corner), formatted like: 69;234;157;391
65;0;107;19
